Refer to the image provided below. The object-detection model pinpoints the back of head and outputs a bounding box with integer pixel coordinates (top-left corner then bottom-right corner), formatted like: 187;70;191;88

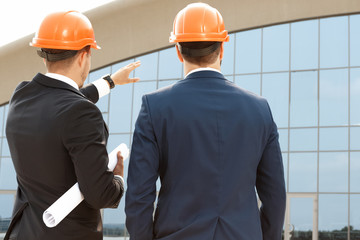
169;3;229;65
30;11;100;65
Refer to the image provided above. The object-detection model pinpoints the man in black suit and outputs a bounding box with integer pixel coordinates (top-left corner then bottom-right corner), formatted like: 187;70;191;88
4;10;140;240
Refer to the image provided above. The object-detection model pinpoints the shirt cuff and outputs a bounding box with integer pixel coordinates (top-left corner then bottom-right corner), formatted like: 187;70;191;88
114;175;125;187
92;79;111;99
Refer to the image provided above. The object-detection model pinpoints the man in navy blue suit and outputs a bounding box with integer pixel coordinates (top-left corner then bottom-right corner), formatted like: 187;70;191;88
125;3;286;240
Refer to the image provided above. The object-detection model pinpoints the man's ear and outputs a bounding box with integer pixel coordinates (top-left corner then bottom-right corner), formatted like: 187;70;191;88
175;44;184;63
219;42;224;61
77;50;88;67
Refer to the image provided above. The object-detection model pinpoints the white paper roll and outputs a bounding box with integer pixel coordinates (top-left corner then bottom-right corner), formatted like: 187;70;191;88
43;143;129;228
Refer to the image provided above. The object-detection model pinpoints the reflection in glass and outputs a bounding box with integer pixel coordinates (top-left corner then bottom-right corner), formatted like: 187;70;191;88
0;158;17;190
320;69;348;126
135;53;158;81
109;83;133;133
290;128;317;152
319;127;348;151
350;68;360;125
88;67;111;113
350;15;360;66
263;24;289;72
290;71;318;127
132;82;157;131
222;33;235;75
159;47;182;80
320;16;348;68
319;194;348;240
289;153;317;192
235;29;261;74
234;74;261;95
262;73;289;128
319;152;348;192
350;195;360;239
350;152;360;193
291;20;319;70
289;197;313;239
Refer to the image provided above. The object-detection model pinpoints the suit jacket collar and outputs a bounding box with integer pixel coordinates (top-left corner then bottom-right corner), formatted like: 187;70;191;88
33;73;86;99
184;70;226;81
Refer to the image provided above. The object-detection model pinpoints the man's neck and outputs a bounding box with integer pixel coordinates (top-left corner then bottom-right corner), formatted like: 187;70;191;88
183;61;221;77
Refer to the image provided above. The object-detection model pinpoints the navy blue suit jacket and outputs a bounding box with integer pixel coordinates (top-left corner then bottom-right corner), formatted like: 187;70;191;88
125;70;286;240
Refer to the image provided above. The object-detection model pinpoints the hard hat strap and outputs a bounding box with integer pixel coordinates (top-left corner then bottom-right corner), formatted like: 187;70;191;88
177;42;221;57
37;49;78;62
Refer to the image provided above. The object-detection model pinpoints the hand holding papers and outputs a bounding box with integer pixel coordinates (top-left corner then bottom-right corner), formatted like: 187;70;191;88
43;143;129;228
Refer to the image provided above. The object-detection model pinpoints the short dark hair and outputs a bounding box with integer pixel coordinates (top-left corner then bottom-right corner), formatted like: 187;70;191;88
178;41;221;66
42;46;90;68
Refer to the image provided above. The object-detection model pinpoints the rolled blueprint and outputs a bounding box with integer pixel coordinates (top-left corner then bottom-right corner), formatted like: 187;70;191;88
43;143;129;228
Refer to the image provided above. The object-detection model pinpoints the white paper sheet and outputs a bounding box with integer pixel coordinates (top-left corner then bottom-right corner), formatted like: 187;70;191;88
43;143;129;228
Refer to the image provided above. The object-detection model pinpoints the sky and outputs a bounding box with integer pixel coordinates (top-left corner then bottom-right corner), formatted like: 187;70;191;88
0;0;114;47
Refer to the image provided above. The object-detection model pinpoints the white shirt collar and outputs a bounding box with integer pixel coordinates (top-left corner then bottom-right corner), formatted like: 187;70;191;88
185;67;222;78
45;73;79;90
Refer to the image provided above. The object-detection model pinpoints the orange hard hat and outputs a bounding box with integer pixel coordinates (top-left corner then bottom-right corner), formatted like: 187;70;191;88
30;10;100;50
169;3;229;43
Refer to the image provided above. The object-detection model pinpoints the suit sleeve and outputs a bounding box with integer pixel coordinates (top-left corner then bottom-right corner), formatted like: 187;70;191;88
62;100;123;209
256;102;286;240
125;95;159;240
80;83;99;104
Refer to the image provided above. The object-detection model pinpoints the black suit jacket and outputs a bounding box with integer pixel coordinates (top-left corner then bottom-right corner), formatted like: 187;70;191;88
5;73;123;240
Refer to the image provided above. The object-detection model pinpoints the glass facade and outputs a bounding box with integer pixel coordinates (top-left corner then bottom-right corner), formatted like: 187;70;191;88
0;14;360;240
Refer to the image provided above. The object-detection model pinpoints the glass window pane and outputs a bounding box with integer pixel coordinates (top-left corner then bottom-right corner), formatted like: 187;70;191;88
278;129;288;152
0;158;17;190
320;16;348;68
289;153;317;192
290;128;317;151
319;152;348;192
132;82;157;131
319;194;348;239
0;106;4;138
262;73;289;128
351;127;360;150
350;68;360;125
1;138;10;157
159;47;182;80
320;69;348;126
235;29;261;74
350;152;360;192
234;74;261;95
291;19;319;70
290;197;314;236
263;24;289;72
319;127;348;151
290;71;318;127
109;82;133;133
350;195;360;239
103;197;127;238
88;67;111;113
3;105;8;137
283;153;288;190
221;33;235;75
0;194;14;232
135;53;158;81
107;134;131;188
158;80;178;89
350;15;360;66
